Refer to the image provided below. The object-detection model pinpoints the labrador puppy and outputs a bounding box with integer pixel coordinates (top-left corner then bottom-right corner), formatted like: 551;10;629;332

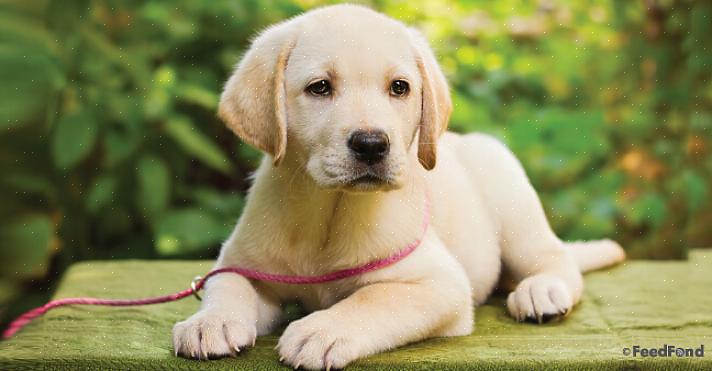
173;5;625;369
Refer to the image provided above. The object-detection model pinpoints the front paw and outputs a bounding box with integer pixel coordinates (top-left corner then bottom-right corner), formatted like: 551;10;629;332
173;309;256;360
277;311;362;370
507;274;573;323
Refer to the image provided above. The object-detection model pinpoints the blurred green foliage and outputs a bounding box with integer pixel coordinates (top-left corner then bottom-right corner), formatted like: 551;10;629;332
1;0;711;324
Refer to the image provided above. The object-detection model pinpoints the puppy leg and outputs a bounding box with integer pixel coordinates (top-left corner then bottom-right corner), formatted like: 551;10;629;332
458;135;583;322
505;268;580;323
277;271;472;369
172;274;281;359
497;173;583;323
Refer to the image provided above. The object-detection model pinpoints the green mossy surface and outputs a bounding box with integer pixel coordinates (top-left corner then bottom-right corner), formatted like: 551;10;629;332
2;251;711;370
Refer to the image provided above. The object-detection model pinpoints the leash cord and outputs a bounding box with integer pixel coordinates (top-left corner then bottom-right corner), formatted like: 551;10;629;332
3;194;430;339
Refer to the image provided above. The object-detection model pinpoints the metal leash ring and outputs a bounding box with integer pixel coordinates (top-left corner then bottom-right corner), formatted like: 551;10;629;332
190;276;203;301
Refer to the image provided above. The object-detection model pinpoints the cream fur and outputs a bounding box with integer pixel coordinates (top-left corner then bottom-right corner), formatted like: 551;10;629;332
173;5;625;369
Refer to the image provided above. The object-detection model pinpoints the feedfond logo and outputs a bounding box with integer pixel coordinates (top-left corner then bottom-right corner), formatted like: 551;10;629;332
622;344;705;358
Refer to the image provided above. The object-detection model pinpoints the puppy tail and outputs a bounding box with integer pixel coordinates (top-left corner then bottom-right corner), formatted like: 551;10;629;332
565;239;626;273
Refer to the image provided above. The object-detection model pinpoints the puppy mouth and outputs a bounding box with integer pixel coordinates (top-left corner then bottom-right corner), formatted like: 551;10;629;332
349;173;386;183
316;159;402;191
342;170;401;192
349;174;386;185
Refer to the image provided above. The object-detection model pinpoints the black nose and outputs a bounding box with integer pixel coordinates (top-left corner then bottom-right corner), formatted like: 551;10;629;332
348;129;390;165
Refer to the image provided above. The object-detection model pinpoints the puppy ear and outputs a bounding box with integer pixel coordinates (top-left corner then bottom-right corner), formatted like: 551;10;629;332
218;21;297;166
409;29;452;170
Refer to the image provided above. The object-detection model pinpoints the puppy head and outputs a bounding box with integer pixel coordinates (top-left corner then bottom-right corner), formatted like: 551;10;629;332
219;5;451;192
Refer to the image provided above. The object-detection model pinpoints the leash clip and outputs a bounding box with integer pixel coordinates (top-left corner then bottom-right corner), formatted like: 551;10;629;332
190;276;203;301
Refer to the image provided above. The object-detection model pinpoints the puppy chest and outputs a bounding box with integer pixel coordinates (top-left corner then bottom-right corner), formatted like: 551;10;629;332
260;280;357;312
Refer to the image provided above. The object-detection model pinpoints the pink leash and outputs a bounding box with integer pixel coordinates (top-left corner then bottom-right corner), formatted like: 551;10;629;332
3;195;430;339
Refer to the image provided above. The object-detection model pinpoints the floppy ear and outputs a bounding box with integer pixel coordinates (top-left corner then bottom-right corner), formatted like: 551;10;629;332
409;29;452;170
218;21;297;166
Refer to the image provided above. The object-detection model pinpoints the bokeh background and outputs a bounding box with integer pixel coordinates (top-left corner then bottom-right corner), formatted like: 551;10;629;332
1;0;711;331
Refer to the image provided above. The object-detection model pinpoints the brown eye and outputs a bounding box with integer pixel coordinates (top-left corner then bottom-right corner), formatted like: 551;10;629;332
306;80;331;96
390;80;409;96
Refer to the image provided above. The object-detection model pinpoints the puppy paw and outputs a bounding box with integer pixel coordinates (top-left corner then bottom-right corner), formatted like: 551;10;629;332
506;274;573;323
277;311;362;370
173;309;256;360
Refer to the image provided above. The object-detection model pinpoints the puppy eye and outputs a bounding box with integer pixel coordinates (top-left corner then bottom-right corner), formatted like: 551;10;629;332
390;80;409;97
306;80;331;96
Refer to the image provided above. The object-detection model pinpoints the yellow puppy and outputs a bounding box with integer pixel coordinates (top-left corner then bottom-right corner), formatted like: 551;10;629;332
173;5;625;369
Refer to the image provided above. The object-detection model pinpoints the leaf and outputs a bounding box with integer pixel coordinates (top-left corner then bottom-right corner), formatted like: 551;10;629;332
1;173;54;196
95;206;133;240
104;105;142;167
85;176;117;214
627;193;668;228
684;172;708;213
236;141;263;169
104;127;139;166
175;83;219;110
0;12;61;54
192;188;245;217
164;115;233;174
0;46;63;128
0;214;55;278
0;278;19;304
0;12;64;127
136;155;170;219
154;208;229;256
51;110;98;169
508;108;608;186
